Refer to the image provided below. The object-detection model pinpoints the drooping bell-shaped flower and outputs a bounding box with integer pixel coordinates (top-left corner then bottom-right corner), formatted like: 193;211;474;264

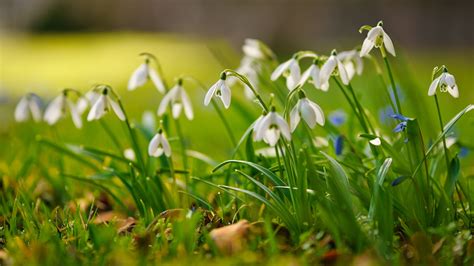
76;90;100;115
148;129;171;157
299;59;329;91
337;50;364;81
271;56;301;90
254;107;291;146
289;91;325;132
320;50;350;86
157;79;193;120
204;72;232;109
87;88;126;121
14;93;43;123
128;59;165;93
359;21;396;57
428;68;459;98
43;90;82;128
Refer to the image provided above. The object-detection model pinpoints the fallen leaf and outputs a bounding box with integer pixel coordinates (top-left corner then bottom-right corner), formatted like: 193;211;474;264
210;220;250;255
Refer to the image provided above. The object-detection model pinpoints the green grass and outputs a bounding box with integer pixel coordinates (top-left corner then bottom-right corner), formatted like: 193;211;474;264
1;32;474;265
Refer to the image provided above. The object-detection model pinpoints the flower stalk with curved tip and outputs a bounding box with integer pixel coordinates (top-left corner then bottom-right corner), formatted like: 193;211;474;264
87;87;126;121
157;78;194;120
148;129;172;157
428;66;459;98
359;21;396;58
319;50;350;86
43;90;82;129
254;107;291;146
290;91;325;132
271;55;301;90
128;54;165;93
204;72;232;109
430;66;458;173
337;50;364;81
299;58;329;91
14;93;43;123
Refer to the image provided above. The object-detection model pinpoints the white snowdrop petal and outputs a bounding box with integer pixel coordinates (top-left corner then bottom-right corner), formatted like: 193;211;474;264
337;60;350;85
360;38;375;57
274;114;291;141
289;105;301;132
181;89;194;120
319;56;337;85
255;114;272;141
369;137;381;146
109;97;126;121
149;68;166;93
148;134;161;156
67;99;82;129
204;81;219;106
383;31;396;57
428;76;441;96
220;82;231;109
128;63;149;90
264;128;279;146
300;100;317;129
309;101;325;126
87;95;106;121
161;134;172;157
43;95;64;125
14;97;30;122
172;103;182;119
271;59;292;81
157;87;177;116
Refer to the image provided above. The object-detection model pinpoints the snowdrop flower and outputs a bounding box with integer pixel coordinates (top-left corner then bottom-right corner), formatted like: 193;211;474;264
337;50;363;81
14;93;43;123
299;59;329;91
157;79;193;120
428;68;459;98
148;129;171;157
87;87;126;121
77;90;100;115
320;50;350;86
232;57;261;100
289;91;325;132
359;21;396;57
271;56;301;90
254;107;291;146
128;58;165;93
123;148;136;161
369;137;381;146
204;72;232;109
43;90;82;128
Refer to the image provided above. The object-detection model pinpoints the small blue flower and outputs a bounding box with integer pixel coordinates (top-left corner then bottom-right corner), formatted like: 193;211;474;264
459;147;469;158
390;113;409;121
334;135;344;155
328;110;347;127
393;121;407;133
379;106;395;126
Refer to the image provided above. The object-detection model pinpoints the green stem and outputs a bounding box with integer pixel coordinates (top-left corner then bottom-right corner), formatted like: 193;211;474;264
347;83;375;134
118;100;146;174
224;69;268;112
333;78;367;132
383;55;403;114
174;118;189;189
99;120;123;154
434;94;450;170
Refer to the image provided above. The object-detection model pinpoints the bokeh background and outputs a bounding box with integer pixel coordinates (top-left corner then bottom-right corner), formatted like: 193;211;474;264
1;0;473;160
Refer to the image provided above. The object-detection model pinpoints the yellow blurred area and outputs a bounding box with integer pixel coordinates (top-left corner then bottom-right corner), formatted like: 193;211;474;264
0;33;236;96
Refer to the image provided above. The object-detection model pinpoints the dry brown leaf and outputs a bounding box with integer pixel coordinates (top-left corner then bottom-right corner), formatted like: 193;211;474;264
93;211;126;224
210;220;250;255
117;217;137;234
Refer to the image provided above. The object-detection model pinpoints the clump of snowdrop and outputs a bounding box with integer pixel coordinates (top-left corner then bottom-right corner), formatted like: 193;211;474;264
128;54;166;93
204;72;232;109
319;50;350;86
254;107;291;146
157;78;193;120
14;93;43;123
271;55;301;91
87;86;125;121
289;90;325;132
43;89;83;128
148;128;171;157
359;21;396;57
428;66;459;98
337;50;364;81
299;58;329;91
